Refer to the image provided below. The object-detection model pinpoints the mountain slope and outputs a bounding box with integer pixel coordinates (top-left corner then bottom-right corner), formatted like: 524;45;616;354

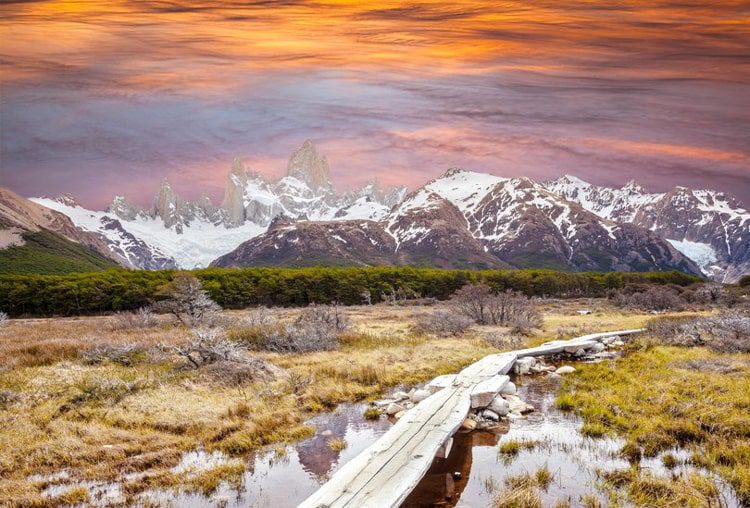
0;188;121;274
546;175;749;281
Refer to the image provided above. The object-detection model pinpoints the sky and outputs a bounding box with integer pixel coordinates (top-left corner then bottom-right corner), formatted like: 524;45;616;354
1;0;749;209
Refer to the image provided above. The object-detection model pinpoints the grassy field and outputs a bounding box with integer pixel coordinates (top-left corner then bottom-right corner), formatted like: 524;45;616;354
0;299;742;506
556;332;750;505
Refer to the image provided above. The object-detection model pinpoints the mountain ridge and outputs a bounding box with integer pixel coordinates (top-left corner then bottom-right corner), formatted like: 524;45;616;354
10;141;748;281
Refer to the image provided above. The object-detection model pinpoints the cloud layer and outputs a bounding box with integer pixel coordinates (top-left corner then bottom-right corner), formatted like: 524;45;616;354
1;0;748;208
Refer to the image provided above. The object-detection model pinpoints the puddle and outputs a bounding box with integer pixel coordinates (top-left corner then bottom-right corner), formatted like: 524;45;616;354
32;366;743;507
403;374;742;508
139;401;393;507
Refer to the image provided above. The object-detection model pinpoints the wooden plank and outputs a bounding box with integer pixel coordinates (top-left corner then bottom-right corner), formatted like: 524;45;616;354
299;329;643;508
299;353;516;508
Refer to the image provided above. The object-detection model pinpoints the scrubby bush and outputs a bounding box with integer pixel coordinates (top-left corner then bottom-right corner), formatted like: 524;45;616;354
412;310;473;337
612;285;686;311
450;283;543;332
241;306;274;327
110;306;158;330
646;312;750;353
155;273;222;327
237;304;349;353
483;332;524;350
170;328;247;368
82;344;147;366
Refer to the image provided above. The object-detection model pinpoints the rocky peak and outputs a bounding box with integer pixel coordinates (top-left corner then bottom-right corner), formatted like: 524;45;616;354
286;140;333;193
622;180;646;194
53;193;80;208
154;178;186;231
108;195;143;221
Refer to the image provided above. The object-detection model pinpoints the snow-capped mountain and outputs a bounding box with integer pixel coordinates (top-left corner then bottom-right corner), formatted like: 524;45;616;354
214;168;700;275
32;140;407;269
21;140;747;280
545;175;750;282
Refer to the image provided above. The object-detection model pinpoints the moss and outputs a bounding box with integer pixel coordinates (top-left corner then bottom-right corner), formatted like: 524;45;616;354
363;407;381;420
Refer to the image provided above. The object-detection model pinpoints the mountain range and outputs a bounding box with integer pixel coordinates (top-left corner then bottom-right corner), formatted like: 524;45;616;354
2;140;747;281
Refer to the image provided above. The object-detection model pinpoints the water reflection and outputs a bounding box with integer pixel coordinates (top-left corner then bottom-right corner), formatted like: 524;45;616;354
403;374;742;508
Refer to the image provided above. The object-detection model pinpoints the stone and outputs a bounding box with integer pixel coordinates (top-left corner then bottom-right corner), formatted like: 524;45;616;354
503;394;534;414
488;396;510;416
373;398;397;408
394;411;406;420
426;374;457;394
393;391;410;401
411;389;431;403
385;403;405;416
611;339;625;347
589;343;606;353
601;336;617;345
500;381;517;396
574;348;587;357
461;418;477;430
514;357;536;375
470;375;510;408
481;409;501;422
321;430;333;436
564;345;581;354
555;365;576;374
577;309;593;315
507;411;524;420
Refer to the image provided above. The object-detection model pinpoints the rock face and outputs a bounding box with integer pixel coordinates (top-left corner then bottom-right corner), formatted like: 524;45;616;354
287;140;334;193
545;175;750;282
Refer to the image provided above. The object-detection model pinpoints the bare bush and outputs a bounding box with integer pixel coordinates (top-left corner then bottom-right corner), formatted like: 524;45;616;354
688;283;738;307
155;273;222;327
0;311;7;326
612;285;686;311
483;332;525;350
646;312;750;353
170;328;247;368
82;344;147;366
242;306;274;327
239;304;349;353
295;303;350;334
110;306;158;330
412;310;473;337
450;284;543;332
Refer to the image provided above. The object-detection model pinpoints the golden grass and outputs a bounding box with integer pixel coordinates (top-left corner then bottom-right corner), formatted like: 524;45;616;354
0;302;712;506
557;336;750;505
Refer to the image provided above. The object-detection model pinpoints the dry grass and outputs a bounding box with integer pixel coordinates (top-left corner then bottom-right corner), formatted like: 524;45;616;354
0;301;709;506
558;332;750;504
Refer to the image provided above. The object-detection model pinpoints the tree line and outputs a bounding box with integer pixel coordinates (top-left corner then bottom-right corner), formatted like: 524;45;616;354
0;266;702;317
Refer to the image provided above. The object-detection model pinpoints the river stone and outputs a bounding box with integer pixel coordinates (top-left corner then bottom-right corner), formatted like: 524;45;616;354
488;396;510;416
601;336;617;345
574;348;587;356
500;381;516;395
411;389;431;403
385;403;405;415
514;357;536;375
555;365;576;374
393;390;410;401
481;409;501;422
461;418;477;430
470;375;510;408
589;343;606;353
394;411;406;420
611;339;625;347
436;438;453;459
503;394;534;414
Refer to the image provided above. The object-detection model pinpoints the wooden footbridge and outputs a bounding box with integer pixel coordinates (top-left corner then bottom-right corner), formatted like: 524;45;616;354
299;329;644;508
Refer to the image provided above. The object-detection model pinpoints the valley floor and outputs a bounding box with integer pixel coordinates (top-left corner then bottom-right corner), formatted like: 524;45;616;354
0;301;746;506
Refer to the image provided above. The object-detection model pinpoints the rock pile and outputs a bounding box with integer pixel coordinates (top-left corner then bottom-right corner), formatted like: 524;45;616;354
369;335;628;425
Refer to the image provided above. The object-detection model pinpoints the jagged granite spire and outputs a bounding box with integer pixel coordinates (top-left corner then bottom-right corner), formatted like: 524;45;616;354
287;139;333;193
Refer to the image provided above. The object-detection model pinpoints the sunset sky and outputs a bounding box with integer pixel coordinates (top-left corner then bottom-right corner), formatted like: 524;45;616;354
1;0;749;208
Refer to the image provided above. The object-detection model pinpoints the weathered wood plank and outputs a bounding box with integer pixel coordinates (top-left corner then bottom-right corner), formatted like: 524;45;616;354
299;329;643;508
